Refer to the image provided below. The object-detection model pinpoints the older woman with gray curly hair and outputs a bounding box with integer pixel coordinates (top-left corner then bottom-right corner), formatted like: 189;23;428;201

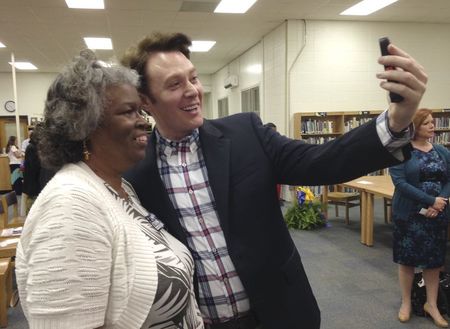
15;50;204;329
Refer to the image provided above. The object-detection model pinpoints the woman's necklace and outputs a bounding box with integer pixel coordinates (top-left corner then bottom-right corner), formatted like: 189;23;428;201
412;141;432;152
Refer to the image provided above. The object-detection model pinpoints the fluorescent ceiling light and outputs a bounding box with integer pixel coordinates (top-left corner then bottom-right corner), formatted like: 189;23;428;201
189;41;216;52
9;62;38;70
84;37;113;50
0;42;6;48
340;0;398;16
214;0;258;14
65;0;104;9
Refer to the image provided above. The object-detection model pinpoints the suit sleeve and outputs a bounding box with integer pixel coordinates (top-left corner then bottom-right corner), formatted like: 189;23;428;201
250;113;411;186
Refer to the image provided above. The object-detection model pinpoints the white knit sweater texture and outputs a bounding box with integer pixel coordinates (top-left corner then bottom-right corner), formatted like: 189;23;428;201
16;162;159;329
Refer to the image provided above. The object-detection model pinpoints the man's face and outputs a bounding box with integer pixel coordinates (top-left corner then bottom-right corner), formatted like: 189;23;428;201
143;51;203;141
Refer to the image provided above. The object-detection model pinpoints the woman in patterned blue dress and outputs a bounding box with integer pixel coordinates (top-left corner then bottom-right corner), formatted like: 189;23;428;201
390;108;450;327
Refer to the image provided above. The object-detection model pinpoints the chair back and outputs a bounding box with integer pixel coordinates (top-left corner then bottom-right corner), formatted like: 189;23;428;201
2;192;19;219
0;200;6;230
1;192;24;228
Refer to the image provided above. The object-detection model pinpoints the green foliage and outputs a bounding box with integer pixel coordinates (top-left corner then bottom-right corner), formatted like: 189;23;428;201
284;200;326;230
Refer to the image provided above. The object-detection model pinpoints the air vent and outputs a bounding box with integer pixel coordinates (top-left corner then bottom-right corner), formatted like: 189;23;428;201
180;0;219;13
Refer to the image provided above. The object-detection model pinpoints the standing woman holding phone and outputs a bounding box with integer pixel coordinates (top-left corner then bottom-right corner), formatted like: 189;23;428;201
390;108;450;327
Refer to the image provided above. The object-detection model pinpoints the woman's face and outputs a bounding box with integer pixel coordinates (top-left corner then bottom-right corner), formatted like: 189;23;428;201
89;83;148;172
416;114;435;140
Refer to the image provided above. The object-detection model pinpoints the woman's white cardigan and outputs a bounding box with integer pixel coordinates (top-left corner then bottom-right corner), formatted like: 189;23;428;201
16;162;158;329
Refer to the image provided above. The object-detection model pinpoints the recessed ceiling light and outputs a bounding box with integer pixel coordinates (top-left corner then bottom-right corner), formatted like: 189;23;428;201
65;0;104;9
84;37;113;50
9;62;38;70
340;0;399;16
189;41;216;52
0;42;6;48
214;0;258;14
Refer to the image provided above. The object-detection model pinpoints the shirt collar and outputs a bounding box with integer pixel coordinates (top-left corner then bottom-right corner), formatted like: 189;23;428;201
156;128;200;158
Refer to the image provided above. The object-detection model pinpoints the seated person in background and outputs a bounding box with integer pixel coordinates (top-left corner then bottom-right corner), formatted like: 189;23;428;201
390;108;450;327
16;50;203;329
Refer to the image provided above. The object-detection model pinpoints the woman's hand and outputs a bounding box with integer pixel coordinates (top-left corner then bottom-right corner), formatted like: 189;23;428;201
432;197;447;212
426;207;439;218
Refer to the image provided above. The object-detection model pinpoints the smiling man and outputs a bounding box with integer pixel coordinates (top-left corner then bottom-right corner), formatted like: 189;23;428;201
122;32;427;329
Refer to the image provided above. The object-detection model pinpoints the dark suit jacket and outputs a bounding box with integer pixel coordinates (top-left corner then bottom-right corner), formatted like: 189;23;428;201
125;112;410;329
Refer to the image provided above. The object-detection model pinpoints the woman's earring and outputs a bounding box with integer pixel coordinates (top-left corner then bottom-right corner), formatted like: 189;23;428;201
83;140;91;161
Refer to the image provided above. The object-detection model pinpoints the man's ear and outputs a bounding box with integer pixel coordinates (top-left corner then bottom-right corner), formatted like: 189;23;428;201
140;94;153;116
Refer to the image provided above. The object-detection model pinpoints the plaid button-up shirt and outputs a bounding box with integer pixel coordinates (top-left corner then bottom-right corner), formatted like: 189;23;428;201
156;129;250;324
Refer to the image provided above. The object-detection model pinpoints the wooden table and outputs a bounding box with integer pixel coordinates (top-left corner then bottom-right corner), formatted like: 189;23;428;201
342;175;394;247
0;155;11;191
0;243;17;258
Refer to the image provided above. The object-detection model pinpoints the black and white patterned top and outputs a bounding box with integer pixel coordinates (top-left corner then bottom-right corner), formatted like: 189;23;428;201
106;180;204;329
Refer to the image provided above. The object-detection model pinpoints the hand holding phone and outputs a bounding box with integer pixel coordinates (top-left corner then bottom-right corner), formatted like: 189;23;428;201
379;37;404;103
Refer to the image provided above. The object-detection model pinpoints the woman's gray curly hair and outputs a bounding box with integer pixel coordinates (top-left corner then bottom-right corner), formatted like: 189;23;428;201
36;49;139;170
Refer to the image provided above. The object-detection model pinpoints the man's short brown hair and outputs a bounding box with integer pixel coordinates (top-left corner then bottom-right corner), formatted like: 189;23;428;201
121;32;192;99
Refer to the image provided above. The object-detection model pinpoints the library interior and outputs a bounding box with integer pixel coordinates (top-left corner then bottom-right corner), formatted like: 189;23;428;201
1;0;450;329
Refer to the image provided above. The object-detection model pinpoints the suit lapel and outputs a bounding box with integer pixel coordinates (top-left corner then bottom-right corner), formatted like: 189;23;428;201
199;121;231;238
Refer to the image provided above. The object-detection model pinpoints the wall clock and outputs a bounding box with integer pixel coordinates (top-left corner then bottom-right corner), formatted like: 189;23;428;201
4;100;15;113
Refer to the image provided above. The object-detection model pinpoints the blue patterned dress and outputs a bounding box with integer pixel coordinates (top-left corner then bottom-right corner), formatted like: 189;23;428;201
393;148;449;269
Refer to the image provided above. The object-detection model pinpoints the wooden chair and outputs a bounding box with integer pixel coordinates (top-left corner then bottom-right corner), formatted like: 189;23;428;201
1;191;25;229
384;197;392;223
322;185;360;225
0;201;6;231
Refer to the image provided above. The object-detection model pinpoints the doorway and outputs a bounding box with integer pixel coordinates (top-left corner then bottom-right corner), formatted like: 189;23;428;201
0;116;28;152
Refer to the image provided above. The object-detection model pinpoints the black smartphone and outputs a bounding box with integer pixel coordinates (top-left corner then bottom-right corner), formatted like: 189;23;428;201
379;37;404;103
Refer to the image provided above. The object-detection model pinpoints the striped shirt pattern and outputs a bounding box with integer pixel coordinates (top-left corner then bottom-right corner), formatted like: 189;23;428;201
376;109;414;161
156;129;250;325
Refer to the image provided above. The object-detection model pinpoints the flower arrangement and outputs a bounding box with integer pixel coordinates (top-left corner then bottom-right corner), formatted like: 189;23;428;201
284;186;326;230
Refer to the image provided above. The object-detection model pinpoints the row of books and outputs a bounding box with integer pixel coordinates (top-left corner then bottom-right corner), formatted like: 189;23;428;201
302;137;336;144
344;117;373;132
434;117;450;129
301;120;335;134
432;132;450;145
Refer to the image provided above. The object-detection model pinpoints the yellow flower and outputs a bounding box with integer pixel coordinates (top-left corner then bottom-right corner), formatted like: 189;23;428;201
296;186;315;202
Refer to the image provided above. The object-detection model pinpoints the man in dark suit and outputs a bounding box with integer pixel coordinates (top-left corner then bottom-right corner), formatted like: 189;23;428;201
122;32;427;329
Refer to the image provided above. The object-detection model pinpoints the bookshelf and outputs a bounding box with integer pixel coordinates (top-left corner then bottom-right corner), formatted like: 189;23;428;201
431;109;450;146
291;109;450;201
294;109;450;146
293;110;382;142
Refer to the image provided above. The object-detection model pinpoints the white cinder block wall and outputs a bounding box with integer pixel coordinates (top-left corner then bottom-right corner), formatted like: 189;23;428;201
211;20;450;137
0;72;56;119
211;42;263;118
